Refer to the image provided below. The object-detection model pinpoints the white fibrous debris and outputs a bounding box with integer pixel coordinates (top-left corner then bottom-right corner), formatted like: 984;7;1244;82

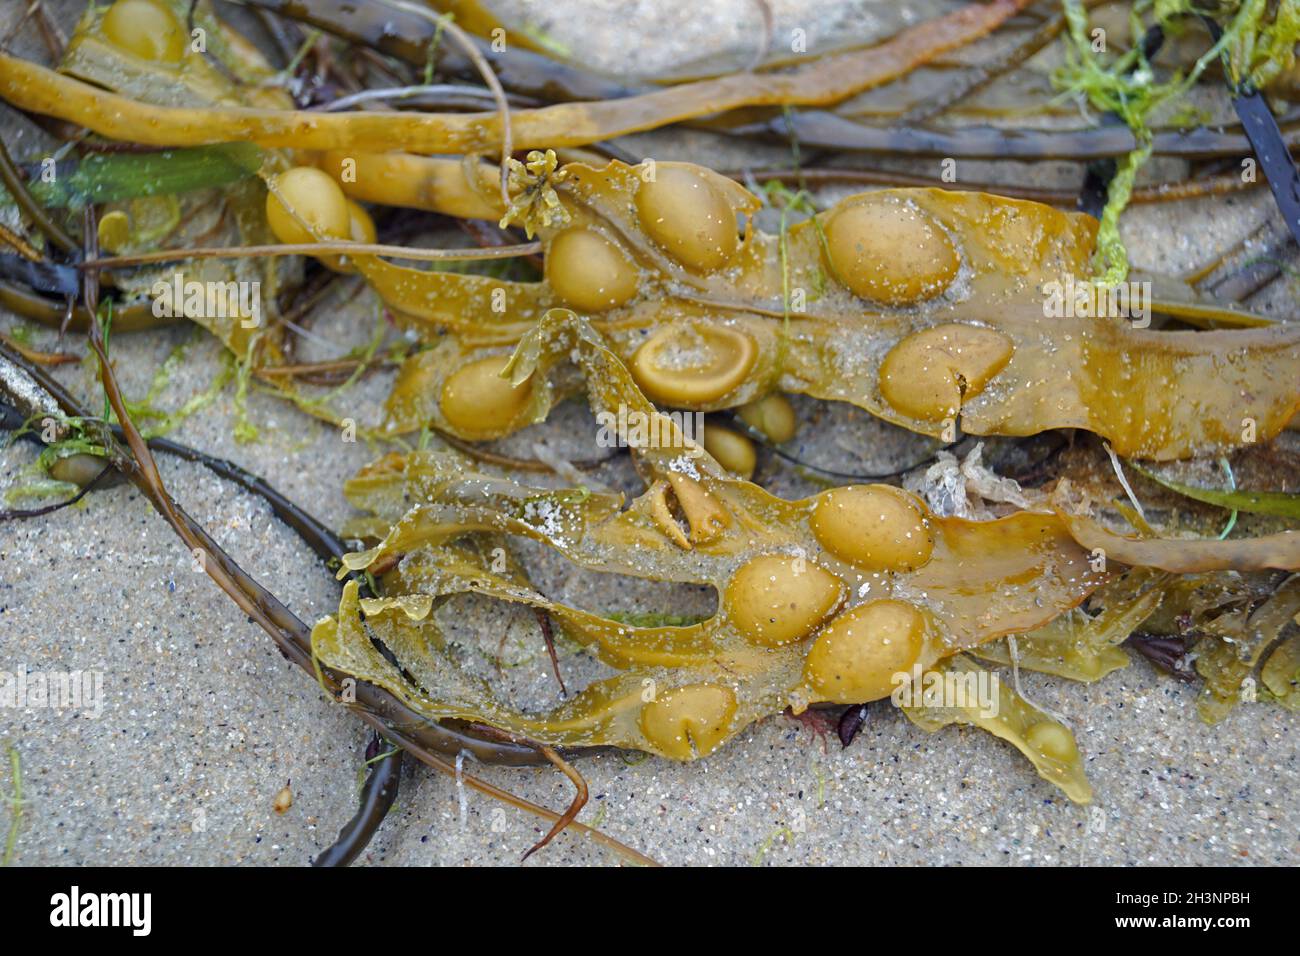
1050;477;1094;517
532;441;609;492
1102;441;1146;522
905;442;1041;519
455;750;470;826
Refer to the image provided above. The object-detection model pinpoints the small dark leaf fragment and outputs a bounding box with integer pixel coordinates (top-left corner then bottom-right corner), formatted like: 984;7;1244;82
838;705;868;748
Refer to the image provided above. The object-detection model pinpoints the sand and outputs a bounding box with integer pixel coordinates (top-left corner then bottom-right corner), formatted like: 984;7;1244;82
0;0;1296;866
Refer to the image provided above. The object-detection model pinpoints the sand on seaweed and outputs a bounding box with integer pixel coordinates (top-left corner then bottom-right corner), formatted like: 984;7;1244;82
0;0;1296;865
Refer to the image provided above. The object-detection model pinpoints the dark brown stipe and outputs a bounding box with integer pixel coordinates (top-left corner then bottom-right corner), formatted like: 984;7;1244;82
312;734;404;867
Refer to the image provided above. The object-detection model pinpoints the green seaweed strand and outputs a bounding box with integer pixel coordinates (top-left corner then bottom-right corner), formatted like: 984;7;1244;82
1224;0;1300;89
1055;0;1251;284
123;330;235;439
2;746;23;866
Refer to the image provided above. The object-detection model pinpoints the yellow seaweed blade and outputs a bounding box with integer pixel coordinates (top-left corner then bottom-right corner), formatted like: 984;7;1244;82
901;655;1093;804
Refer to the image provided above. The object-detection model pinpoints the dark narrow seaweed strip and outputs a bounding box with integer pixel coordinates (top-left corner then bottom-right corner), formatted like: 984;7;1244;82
900;2;1076;125
143;422;449;864
532;607;567;697
0;337;582;769
1225;88;1300;247
0;134;76;256
433;425;617;473
142;434;354;566
277;273;353;345
1201;16;1300;247
1;380;564;765
520;745;586;861
720;411;963;482
1187;215;1291;303
1202;246;1290;304
242;0;641;103
0;279;176;332
0;3;37;53
31;3;64;61
249;4;302;67
0;253;80;296
586;139;643;166
312;734;403;867
726;165;1257;206
7;413;359;573
1206;258;1283;301
725;108;1285;160
110;436;597;764
54;249;632;859
314;85;542;113
0;462;112;521
4;297;650;864
186;0;242;87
